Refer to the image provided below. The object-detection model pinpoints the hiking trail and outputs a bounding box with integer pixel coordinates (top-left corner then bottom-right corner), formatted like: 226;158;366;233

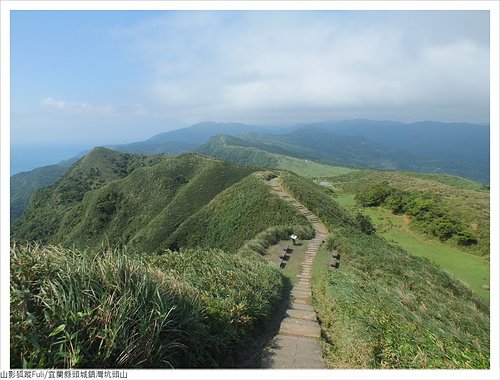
261;177;328;369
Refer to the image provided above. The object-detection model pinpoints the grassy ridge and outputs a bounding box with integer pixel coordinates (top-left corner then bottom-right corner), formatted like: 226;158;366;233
197;135;356;178
282;173;490;368
196;135;280;168
11;148;166;243
281;172;359;231
13;153;259;252
11;244;286;368
59;154;256;252
276;156;355;177
168;174;312;252
12;152;311;256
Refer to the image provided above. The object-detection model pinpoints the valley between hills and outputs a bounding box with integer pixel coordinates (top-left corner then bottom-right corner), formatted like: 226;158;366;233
10;120;490;369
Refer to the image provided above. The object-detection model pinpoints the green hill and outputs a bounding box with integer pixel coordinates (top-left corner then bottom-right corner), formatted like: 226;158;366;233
11;147;167;243
167;174;311;252
281;173;489;368
327;170;489;257
12;150;311;254
197;135;355;178
11;163;70;221
236;128;439;172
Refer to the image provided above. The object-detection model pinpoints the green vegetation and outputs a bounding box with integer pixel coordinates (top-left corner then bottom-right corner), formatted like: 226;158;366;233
168;175;312;252
280;172;361;232
10;146;490;369
402;172;489;191
355;181;477;245
312;233;489;368
329;170;489;256
11;147;167;243
196;135;280;168
276;156;355;177
10;164;69;221
11;243;286;368
12;151;311;256
197;135;355;178
282;173;489;368
263;239;310;285
336;193;490;300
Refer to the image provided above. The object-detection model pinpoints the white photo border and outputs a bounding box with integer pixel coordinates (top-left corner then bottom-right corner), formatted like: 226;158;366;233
1;1;498;380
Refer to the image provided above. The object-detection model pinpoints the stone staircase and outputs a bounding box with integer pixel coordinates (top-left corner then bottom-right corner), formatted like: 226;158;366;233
263;178;328;369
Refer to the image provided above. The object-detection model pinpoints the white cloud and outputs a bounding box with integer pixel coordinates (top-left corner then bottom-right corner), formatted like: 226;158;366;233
117;11;489;124
40;97;153;118
40;97;116;116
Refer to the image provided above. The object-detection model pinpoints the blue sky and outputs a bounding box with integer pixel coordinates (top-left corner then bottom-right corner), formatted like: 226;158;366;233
11;10;490;152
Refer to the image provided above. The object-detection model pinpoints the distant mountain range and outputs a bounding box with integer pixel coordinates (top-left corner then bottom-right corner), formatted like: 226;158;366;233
10;119;489;221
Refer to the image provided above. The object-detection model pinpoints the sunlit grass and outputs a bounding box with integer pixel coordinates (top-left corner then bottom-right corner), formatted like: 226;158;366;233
11;243;286;369
335;193;490;300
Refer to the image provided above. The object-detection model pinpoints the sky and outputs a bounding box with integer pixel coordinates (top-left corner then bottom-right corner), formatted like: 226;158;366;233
10;10;490;156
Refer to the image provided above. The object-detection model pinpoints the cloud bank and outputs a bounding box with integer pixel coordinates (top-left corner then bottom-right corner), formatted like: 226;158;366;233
117;11;489;124
12;10;490;148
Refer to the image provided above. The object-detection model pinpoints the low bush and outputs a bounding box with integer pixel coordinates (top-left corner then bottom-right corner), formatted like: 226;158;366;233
354;182;478;244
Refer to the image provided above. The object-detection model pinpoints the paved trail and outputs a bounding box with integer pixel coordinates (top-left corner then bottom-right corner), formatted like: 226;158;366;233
262;178;328;369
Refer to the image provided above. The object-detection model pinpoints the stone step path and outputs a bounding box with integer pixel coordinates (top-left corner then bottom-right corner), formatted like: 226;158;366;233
262;178;329;369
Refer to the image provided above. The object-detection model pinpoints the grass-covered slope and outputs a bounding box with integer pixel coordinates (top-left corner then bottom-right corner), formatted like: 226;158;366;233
10;163;69;221
196;135;280;168
11;147;166;242
11;243;286;368
281;173;490;368
197;135;355;178
54;154;257;252
328;170;489;256
168;174;311;252
12;151;310;254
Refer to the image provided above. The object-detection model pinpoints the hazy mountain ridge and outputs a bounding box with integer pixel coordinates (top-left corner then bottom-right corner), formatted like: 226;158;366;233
196;121;489;182
10;119;489;221
305;120;489;182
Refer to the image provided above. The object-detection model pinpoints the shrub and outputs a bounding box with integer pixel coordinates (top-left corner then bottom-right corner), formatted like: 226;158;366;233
355;182;392;207
353;183;478;244
354;213;375;235
456;231;478;246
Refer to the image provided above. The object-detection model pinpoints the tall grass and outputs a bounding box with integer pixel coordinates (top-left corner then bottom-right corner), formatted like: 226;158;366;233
314;231;490;368
282;173;490;368
11;243;286;368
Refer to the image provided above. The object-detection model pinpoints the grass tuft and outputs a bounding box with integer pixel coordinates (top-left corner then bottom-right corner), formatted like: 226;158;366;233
11;243;286;369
